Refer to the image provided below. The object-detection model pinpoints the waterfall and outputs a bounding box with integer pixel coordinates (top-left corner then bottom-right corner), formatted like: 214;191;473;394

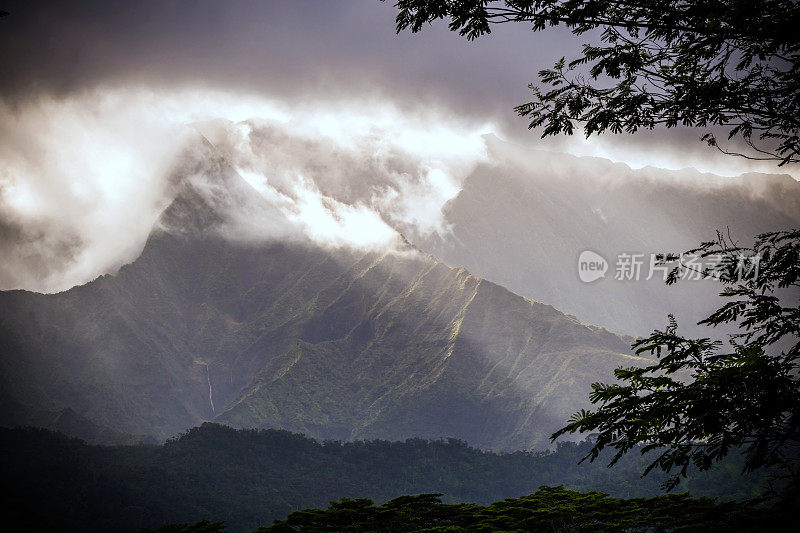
205;363;215;414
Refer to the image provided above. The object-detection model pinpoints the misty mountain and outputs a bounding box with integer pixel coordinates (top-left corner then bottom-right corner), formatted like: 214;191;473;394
0;145;642;449
0;396;155;446
412;135;800;337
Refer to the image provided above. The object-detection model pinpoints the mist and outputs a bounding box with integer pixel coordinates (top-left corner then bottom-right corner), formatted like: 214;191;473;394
0;87;495;291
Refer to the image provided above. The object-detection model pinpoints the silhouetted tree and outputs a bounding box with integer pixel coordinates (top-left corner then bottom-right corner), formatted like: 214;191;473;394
258;486;781;532
554;229;800;500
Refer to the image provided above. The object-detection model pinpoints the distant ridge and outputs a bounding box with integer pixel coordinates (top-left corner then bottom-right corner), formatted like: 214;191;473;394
410;135;800;336
0;395;155;445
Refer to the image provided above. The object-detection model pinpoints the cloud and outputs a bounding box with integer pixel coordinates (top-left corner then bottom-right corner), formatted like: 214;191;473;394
285;179;400;250
1;82;795;294
0;0;551;117
1;0;794;181
195;101;491;240
0;87;493;291
0;92;192;291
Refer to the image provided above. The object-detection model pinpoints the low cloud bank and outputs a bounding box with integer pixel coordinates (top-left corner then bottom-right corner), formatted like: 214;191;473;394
2;86;796;294
0;88;492;291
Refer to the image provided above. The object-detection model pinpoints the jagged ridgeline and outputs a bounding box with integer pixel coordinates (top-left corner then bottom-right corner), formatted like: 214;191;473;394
0;141;642;448
415;136;800;338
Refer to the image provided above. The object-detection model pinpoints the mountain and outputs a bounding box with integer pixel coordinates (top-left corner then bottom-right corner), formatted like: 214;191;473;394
411;135;800;337
0;395;155;445
0;143;642;449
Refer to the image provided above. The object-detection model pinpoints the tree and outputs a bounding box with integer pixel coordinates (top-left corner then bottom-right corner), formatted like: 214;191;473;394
257;486;780;531
552;229;800;499
390;0;800;164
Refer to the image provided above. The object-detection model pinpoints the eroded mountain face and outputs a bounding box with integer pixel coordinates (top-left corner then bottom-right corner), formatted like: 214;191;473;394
0;145;641;449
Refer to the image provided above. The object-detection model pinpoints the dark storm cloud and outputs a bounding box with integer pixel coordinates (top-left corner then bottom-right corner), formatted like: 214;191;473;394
0;0;574;123
2;0;786;175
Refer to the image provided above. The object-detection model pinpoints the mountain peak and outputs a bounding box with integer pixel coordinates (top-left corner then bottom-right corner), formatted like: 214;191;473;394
150;137;282;241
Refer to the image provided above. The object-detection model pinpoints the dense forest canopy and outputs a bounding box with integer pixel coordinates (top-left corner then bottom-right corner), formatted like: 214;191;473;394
0;423;770;532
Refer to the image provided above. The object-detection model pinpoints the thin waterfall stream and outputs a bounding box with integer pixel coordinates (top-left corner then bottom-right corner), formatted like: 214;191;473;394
204;363;215;414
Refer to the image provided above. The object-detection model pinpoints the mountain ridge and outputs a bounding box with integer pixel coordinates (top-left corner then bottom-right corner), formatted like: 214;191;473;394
0;142;644;449
412;135;800;337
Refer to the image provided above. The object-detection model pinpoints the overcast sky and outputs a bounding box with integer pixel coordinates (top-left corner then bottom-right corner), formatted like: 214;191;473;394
4;0;796;173
1;1;550;114
0;1;796;291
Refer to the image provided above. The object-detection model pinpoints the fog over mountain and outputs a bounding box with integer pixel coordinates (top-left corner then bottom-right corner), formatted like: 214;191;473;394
1;122;795;450
2;94;796;341
0;140;643;450
1;1;796;304
0;91;490;292
199;119;800;336
416;136;800;336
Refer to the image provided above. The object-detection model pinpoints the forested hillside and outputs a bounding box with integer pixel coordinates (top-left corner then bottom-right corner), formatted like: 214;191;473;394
0;423;769;532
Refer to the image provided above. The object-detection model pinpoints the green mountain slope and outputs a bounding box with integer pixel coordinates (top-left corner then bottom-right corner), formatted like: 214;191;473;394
0;146;643;448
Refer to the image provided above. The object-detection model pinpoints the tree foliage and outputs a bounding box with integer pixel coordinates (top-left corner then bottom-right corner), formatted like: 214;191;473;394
553;229;800;498
258;486;782;532
390;0;800;164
